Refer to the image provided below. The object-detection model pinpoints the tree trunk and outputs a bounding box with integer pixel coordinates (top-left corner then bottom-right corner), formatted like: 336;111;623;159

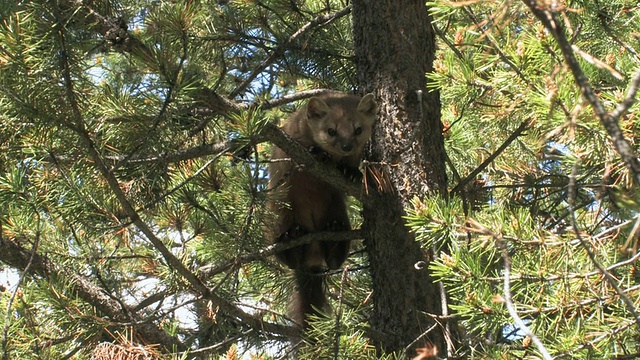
352;0;449;356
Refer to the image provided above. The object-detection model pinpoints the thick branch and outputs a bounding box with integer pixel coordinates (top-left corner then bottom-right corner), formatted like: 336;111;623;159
258;122;365;199
0;236;183;351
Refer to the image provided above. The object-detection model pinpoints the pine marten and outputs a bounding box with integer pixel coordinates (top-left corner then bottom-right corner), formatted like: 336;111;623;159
267;92;376;327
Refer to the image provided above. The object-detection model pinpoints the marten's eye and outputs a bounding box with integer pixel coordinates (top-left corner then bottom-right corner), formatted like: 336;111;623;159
327;128;337;136
354;127;363;136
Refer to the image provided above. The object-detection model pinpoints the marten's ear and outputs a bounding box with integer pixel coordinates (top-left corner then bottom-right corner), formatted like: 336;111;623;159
307;97;330;120
357;93;377;117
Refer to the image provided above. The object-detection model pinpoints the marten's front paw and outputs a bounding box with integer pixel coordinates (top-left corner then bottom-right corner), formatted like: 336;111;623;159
338;164;363;183
281;224;307;240
309;146;331;162
274;225;308;269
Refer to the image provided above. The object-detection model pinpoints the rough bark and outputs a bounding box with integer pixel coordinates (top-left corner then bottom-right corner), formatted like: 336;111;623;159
352;0;449;355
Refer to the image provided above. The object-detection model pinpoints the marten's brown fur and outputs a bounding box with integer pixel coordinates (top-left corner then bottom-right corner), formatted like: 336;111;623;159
266;92;376;327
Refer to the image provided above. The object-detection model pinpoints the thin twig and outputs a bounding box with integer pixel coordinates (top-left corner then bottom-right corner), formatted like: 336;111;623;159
463;7;535;89
403;323;439;356
498;234;554;360
333;266;349;360
136;152;225;212
229;6;352;98
567;159;640;332
518;284;640;317
451;118;533;194
484;247;640;284
175;330;255;357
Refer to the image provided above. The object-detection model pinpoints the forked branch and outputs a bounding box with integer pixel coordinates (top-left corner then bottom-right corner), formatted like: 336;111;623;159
522;0;640;183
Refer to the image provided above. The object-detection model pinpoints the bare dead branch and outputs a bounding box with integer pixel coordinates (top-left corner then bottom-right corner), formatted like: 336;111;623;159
253;88;338;110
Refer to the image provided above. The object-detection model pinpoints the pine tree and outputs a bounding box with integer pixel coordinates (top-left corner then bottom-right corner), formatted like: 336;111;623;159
407;0;640;358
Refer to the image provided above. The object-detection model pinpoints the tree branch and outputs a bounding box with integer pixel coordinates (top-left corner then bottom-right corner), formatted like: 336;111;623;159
467;219;553;359
55;19;295;347
522;0;640;183
0;236;183;351
52;1;362;343
451;118;532;194
609;70;640;122
228;6;352;98
199;229;363;278
71;109;295;340
59;2;365;203
253;88;338;110
2;216;39;360
258;122;365;199
567;160;640;332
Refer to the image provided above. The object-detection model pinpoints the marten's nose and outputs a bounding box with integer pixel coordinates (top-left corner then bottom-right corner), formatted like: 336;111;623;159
341;143;353;152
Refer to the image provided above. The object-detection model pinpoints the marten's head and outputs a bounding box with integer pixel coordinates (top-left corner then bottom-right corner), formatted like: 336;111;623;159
304;93;377;159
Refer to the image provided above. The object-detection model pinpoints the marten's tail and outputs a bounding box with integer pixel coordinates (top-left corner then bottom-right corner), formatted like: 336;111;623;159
292;269;327;328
